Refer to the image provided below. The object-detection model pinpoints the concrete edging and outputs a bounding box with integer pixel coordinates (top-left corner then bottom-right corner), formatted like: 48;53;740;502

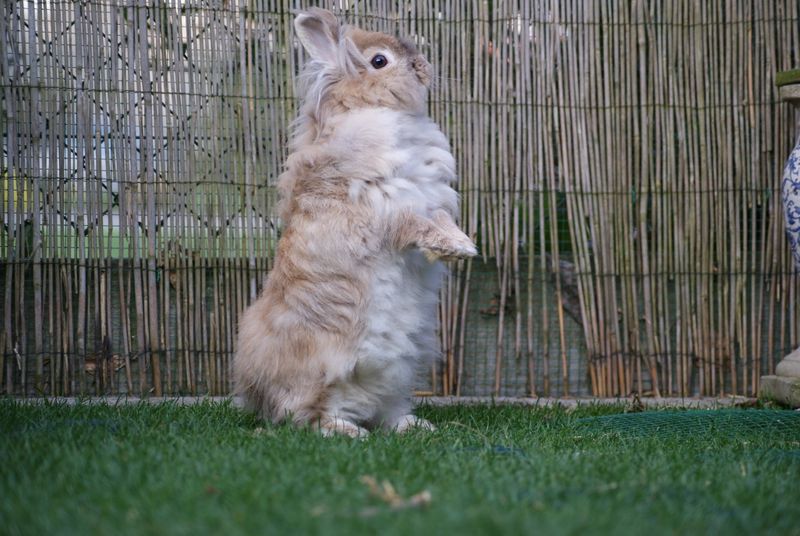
5;395;757;409
760;376;800;408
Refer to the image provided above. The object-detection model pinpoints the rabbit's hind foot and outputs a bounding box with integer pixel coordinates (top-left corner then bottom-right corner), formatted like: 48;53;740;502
391;414;436;433
317;416;369;438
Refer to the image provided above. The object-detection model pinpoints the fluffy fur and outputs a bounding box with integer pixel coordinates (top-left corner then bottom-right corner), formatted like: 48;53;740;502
233;8;476;437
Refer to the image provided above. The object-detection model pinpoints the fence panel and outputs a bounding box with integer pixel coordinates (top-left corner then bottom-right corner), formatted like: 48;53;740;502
2;0;798;397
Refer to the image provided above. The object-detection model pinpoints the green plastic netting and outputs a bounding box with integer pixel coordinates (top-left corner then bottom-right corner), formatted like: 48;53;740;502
574;410;800;439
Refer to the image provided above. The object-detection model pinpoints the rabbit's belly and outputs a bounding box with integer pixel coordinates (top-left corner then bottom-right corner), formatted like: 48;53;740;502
326;251;441;423
361;251;441;361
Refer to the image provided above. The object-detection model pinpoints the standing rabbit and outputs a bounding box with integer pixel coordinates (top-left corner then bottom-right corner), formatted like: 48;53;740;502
233;8;476;437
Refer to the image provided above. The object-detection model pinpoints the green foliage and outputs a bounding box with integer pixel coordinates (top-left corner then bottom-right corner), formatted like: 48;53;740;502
1;401;798;535
775;68;800;87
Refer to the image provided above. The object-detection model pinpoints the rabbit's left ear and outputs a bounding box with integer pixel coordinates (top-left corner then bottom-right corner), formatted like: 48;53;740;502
294;8;340;64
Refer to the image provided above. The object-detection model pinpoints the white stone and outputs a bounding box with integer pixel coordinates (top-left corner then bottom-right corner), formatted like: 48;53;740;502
776;347;800;378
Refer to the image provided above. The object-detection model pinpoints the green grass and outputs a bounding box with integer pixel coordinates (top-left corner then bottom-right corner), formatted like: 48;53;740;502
1;401;798;536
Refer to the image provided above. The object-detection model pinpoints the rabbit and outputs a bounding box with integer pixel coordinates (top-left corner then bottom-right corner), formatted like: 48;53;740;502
233;7;477;437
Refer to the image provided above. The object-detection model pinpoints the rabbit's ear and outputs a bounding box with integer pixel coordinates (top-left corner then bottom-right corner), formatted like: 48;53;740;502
294;8;340;64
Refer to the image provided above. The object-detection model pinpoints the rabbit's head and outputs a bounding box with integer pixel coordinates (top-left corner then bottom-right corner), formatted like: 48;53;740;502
292;8;432;144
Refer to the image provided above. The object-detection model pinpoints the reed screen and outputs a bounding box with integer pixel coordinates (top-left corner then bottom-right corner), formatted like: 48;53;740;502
2;0;798;397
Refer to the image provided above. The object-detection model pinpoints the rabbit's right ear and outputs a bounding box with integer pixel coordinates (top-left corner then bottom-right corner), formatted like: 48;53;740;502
294;8;340;65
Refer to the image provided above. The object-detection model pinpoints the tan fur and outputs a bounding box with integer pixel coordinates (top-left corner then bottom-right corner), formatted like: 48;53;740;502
233;8;476;433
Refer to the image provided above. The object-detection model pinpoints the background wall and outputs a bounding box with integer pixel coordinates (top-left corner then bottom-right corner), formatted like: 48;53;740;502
2;0;798;397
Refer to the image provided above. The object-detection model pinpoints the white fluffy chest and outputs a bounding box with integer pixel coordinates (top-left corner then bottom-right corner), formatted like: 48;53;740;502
340;108;453;364
328;108;460;216
324;108;456;421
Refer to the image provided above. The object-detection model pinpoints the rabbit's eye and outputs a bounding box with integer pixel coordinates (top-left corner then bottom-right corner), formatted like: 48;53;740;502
370;54;388;69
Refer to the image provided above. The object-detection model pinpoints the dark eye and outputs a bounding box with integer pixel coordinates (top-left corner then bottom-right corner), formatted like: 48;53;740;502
370;54;388;69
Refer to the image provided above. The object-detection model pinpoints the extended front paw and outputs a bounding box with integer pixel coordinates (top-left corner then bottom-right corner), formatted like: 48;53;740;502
421;233;478;261
446;233;478;259
423;210;478;260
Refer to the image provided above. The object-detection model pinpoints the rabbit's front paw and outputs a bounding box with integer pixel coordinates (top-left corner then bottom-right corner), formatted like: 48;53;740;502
451;235;478;258
421;234;478;262
393;414;436;433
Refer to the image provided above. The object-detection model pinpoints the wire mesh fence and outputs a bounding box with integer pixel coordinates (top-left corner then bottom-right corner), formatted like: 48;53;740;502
2;0;799;398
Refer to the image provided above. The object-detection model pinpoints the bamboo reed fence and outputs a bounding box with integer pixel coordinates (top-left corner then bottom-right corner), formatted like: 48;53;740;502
2;0;798;398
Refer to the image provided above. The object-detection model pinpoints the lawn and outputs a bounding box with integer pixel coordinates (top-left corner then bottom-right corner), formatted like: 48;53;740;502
1;400;798;535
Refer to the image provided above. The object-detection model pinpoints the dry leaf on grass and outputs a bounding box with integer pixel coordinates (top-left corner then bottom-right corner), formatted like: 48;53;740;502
359;475;431;517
